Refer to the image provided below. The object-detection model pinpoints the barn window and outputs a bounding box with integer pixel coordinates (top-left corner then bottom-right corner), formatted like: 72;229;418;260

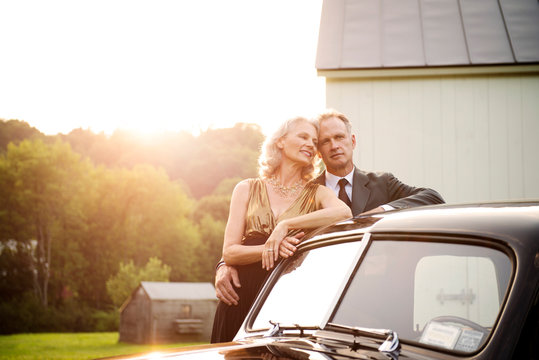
180;304;192;318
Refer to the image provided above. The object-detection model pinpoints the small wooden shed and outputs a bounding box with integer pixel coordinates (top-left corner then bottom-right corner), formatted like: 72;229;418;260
119;281;217;344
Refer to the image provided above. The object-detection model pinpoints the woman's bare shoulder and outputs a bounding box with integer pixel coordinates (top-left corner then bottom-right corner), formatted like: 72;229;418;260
232;178;257;198
313;182;332;196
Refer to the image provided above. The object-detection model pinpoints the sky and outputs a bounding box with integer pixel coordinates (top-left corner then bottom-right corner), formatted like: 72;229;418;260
0;0;325;136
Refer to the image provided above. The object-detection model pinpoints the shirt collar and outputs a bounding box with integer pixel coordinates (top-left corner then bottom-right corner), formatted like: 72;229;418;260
325;167;355;189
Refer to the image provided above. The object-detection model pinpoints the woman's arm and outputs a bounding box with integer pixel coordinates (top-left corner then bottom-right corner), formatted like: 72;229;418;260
262;185;352;269
222;180;265;265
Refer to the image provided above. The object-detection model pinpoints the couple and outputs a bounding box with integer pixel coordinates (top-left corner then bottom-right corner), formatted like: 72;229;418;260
211;109;444;343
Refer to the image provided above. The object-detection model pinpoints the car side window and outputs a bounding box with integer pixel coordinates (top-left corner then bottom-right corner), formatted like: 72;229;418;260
330;239;512;354
414;256;501;331
414;255;506;352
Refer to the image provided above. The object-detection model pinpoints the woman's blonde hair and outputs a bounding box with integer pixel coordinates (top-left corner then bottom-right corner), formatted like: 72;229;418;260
258;116;320;181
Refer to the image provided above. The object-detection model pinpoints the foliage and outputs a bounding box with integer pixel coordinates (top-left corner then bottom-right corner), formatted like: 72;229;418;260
212;176;242;196
0;332;201;360
0;139;202;331
192;195;231;223
91;310;119;332
106;261;140;309
0;121;262;332
0;139;88;308
0;241;34;302
106;257;171;308
180;124;262;198
190;176;239;281
58;122;263;198
139;257;172;282
195;215;226;282
79;164;201;305
0;119;43;152
0;292;105;333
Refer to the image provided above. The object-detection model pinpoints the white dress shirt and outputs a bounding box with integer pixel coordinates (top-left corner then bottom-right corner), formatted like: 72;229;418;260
324;168;394;211
325;168;354;202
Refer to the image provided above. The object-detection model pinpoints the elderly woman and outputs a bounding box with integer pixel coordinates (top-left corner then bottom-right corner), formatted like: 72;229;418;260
211;116;351;343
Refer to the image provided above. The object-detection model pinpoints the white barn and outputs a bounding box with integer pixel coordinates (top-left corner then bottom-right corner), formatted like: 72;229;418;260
316;0;539;203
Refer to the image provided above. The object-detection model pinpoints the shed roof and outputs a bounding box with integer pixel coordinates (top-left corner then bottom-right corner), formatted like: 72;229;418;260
316;0;539;70
140;282;216;301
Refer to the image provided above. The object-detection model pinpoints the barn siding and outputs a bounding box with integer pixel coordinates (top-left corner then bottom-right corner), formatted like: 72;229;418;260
325;73;539;203
119;282;217;344
149;299;217;343
119;287;151;343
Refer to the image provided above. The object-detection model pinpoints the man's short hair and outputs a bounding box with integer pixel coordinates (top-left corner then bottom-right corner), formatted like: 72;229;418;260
316;109;352;135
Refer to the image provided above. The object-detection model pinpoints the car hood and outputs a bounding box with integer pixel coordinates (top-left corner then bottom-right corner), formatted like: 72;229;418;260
102;335;418;360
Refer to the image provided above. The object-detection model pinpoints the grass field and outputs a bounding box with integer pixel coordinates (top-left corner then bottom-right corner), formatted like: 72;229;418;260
0;332;202;360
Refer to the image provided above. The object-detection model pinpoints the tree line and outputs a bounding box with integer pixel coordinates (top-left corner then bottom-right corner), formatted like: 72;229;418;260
0;119;264;333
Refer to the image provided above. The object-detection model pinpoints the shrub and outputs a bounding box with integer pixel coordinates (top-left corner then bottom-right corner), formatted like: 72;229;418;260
92;309;119;332
0;292;119;333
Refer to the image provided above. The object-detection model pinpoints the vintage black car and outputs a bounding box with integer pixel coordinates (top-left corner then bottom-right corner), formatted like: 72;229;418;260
106;201;539;359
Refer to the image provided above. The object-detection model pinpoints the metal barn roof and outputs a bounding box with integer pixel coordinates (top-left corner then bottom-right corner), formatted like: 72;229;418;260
140;281;216;301
316;0;539;69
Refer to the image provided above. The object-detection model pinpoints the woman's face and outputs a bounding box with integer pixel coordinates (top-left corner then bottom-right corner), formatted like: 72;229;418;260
278;120;318;166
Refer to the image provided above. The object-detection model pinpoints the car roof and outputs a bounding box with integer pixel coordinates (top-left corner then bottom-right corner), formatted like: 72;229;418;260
304;200;539;249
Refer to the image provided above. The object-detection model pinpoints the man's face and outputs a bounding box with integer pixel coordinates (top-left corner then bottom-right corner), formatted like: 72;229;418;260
318;116;356;175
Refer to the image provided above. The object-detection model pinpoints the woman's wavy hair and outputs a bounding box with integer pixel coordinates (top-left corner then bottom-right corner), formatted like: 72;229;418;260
258;116;320;181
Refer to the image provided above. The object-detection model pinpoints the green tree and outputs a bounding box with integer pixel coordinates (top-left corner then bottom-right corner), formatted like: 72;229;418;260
0;121;262;330
196;215;226;282
73;163;202;307
0;240;34;302
193;195;231;223
190;177;240;281
54;122;263;199
106;257;171;308
212;177;242;196
0;119;43;152
181;124;262;198
1;139;87;308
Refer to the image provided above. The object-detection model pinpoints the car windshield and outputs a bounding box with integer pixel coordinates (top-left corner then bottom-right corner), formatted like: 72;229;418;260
251;240;364;330
331;239;512;354
251;236;512;355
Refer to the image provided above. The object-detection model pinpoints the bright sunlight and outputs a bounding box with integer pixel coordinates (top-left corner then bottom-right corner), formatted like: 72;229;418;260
0;0;325;136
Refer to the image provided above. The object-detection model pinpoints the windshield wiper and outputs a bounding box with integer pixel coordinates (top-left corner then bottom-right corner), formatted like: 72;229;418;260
325;322;400;354
264;321;320;337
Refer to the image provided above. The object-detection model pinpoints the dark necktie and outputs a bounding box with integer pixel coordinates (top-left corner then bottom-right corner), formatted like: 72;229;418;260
338;178;352;208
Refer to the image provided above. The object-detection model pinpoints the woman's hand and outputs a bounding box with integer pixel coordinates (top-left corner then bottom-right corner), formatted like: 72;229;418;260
262;221;289;270
279;232;304;259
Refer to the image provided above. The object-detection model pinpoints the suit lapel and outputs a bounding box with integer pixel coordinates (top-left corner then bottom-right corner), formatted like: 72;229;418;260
351;168;370;216
319;170;367;216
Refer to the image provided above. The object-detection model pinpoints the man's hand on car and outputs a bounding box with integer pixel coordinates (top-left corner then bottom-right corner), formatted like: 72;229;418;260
215;264;241;306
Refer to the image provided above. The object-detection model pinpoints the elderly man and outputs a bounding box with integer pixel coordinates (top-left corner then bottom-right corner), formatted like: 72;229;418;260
313;109;444;216
215;109;444;306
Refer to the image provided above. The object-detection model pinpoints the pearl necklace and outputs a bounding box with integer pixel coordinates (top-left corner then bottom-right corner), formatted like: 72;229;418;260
267;176;304;198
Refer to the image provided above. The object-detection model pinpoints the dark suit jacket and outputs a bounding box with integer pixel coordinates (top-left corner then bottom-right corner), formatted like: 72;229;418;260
314;168;444;216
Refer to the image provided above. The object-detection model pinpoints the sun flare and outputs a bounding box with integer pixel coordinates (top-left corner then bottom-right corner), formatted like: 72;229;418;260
0;0;325;137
